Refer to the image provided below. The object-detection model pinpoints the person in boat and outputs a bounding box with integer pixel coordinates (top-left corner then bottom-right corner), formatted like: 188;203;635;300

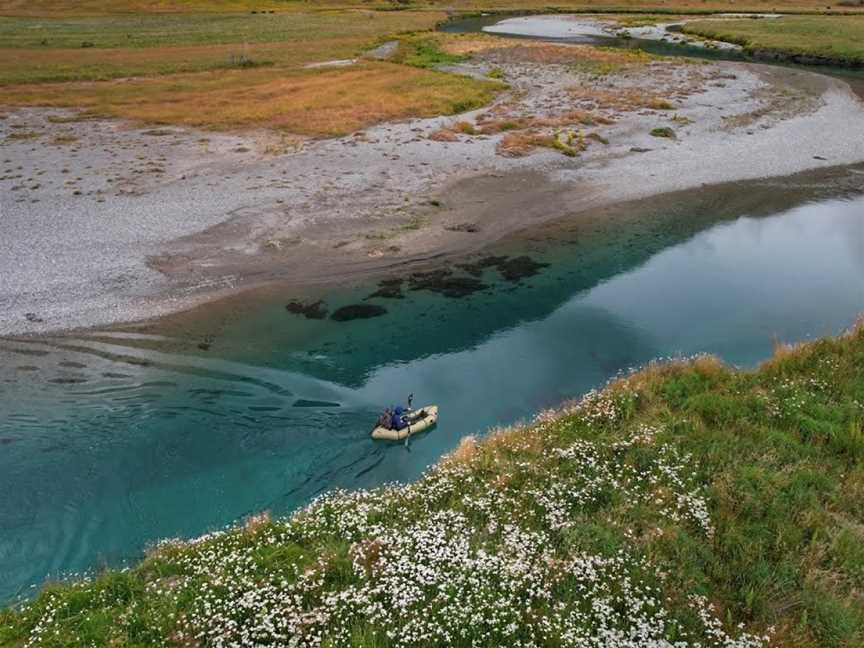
391;406;408;431
377;408;393;430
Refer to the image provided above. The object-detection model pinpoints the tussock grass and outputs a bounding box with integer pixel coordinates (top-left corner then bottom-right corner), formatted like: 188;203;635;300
651;126;676;137
428;127;459;141
2;322;863;646
437;108;613;157
568;85;682;113
498;128;588;157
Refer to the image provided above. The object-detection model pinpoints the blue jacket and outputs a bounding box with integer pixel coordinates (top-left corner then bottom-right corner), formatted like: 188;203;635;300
391;406;407;430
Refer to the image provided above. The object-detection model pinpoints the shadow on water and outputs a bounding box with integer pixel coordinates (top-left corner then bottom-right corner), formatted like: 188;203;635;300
1;148;863;606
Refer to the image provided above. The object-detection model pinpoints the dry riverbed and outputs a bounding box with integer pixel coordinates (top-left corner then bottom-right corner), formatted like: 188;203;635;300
2;34;864;335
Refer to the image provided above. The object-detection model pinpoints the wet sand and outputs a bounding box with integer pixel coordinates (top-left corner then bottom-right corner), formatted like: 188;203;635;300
2;45;864;336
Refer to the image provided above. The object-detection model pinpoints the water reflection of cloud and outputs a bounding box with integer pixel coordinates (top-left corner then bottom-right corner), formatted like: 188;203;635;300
581;195;864;360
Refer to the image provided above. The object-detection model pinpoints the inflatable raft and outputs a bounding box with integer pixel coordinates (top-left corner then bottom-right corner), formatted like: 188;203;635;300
371;405;438;441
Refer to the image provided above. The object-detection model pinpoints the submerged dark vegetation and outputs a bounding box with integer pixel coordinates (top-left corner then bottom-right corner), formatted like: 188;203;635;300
283;255;553;321
2;322;863;646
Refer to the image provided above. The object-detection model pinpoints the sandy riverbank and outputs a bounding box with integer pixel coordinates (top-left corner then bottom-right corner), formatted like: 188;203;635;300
2;40;864;336
480;13;751;50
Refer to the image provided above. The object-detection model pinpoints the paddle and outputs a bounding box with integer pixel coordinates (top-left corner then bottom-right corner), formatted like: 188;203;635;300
404;393;414;449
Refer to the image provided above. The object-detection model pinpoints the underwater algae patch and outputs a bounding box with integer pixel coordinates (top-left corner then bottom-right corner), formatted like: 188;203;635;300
361;255;552;301
285;299;328;320
458;255;550;281
331;303;388;322
407;269;489;299
367;278;406;300
285;253;551;323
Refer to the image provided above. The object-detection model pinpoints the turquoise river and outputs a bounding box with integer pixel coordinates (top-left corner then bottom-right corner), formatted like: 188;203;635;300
1;169;863;605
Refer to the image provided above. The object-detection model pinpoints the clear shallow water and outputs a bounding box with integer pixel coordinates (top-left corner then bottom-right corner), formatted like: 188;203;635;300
1;192;863;605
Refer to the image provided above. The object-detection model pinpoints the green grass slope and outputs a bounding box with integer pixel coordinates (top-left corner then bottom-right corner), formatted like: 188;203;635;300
2;322;863;647
683;16;864;65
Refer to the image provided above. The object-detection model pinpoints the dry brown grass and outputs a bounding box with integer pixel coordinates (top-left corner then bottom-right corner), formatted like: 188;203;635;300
497;129;587;157
429;127;459;142
483;423;545;456
0;62;500;135
497;131;539;157
763;315;864;371
437;34;522;57
430;107;611;157
646;97;675;109
442;421;547;471
445;434;479;465
439;35;655;70
567;86;680;112
467;108;611;156
243;511;271;532
611;353;727;392
0;10;501;135
453;120;476;134
476;116;534;134
760;339;814;371
486;110;612;131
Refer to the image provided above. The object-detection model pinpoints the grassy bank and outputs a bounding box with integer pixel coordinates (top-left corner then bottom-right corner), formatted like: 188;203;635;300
683;16;864;65
2;322;863;646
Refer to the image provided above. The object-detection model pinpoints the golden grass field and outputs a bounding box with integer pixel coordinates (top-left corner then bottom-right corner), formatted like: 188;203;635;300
0;0;861;135
0;61;500;135
0;8;506;134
